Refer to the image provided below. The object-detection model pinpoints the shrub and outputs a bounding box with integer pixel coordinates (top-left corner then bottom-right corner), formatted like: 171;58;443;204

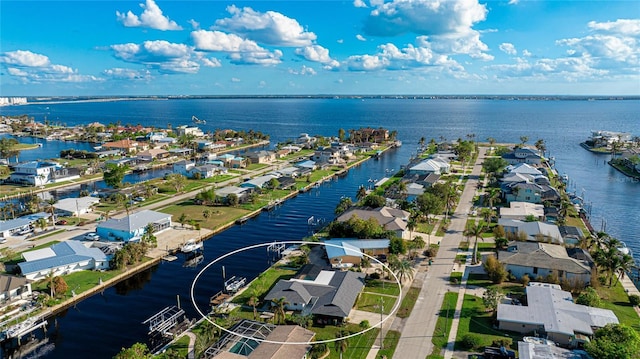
629;294;640;307
576;287;602;308
460;334;482;350
521;274;530;287
491;338;513;348
359;320;370;329
369;272;380;280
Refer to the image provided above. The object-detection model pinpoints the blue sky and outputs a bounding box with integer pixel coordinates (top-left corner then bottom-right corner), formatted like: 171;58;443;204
1;0;638;96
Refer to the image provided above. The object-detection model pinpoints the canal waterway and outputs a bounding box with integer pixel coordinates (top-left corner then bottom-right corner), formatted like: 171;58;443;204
1;98;639;358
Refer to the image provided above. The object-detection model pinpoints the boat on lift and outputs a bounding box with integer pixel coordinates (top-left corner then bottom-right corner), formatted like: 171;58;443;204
192;115;206;124
181;239;203;253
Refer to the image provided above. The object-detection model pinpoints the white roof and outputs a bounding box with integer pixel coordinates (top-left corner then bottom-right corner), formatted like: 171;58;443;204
53;197;100;213
500;202;544;218
506;163;542;175
98;210;171;232
498;283;618;337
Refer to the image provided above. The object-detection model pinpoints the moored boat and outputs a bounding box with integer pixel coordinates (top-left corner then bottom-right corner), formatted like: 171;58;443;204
180;239;203;253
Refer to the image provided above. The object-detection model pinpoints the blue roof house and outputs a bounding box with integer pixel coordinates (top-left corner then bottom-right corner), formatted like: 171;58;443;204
18;241;109;280
324;239;390;268
96;210;172;242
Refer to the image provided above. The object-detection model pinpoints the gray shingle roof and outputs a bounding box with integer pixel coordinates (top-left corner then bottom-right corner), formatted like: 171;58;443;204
98;210;170;232
264;271;365;318
498;242;590;275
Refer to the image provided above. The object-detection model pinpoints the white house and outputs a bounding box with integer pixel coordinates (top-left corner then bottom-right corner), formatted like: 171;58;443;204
18;241;109;280
498;218;563;244
500;202;545;221
407;158;450;175
175;125;204;137
0;275;32;302
8;161;79;186
53;197;101;217
498;283;618;346
0;212;50;238
96;210;171;242
502;147;543;165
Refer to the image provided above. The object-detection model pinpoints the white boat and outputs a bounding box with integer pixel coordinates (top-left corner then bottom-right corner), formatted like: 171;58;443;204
617;242;632;256
181;239;203;253
192;115;206;124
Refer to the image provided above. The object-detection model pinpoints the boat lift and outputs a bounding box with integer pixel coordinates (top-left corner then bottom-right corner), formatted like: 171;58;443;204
142;306;185;336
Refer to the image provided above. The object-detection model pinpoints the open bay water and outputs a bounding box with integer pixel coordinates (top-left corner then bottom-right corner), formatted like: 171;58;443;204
1;98;639;358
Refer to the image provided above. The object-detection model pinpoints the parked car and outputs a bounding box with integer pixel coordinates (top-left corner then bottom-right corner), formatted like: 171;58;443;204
84;233;100;241
133;196;145;202
55;220;68;225
16;227;33;235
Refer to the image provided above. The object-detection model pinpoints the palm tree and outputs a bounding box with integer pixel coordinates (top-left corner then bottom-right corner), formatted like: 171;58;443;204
519;136;529;146
486;137;496;147
334;331;348;359
248;295;259;320
356;185;367;202
271;297;289;324
46;198;57;225
464;221;487;265
610;140;624;160
615;254;635;285
486;187;501;208
390;257;415;283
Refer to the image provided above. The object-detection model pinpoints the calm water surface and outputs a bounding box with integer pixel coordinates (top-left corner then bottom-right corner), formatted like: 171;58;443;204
1;99;638;358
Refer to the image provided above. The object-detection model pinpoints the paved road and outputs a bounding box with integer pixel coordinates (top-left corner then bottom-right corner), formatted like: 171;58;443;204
393;147;487;359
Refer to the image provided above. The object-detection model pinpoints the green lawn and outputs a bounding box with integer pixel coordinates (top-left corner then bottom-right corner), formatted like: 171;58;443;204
155;334;190;358
311;323;379;359
430;292;459;357
232;266;296;304
450;272;462;284
396;287;420;318
377;330;401;359
596;281;640;332
160;201;250;230
454;294;521;351
355;292;397;315
363;279;401;296
466;273;493;287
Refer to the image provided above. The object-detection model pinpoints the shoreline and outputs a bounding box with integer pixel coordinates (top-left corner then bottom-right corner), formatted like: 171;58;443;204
29;144;393;323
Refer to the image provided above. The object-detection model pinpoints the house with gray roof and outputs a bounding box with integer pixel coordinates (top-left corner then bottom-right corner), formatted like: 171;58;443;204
502;147;543;165
336;206;409;239
0;212;50;238
96;209;171;242
498;219;563;244
53;197;100;217
0;274;31;302
18;241;109;280
264;270;365;323
498;242;591;284
498;283;618;346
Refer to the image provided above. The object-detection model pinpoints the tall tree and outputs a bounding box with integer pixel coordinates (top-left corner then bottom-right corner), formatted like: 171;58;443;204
0;137;20;163
334;331;348;359
586;323;640;359
103;163;129;188
271;297;289;324
464;221;487;265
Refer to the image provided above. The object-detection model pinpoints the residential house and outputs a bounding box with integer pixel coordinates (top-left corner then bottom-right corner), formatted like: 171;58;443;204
8;161;79;186
217;154;236;167
18;241;109;280
559;226;586;246
230;156;247;168
173;160;195;176
103;139;145;154
294;160;317;171
497;282;618;346
96;210;171;242
247;150;276;164
505;163;543;176
191;164;223;179
407;158;450;176
275;166;300;178
311;147;343;165
194;139;213;151
277;176;297;189
206;320;314;359
264;269;365;323
105;157;137;168
0;274;32;302
336;206;409;239
502;147;543;165
168;148;192;157
324;239;390;268
136;148;170;162
349;127;389;143
295;133;316;148
0;212;50;238
215;186;251;204
175;125;204;137
499;202;544;221
240;174;279;189
498;242;592;283
504;182;543;204
498;218;563;244
53;197;100;217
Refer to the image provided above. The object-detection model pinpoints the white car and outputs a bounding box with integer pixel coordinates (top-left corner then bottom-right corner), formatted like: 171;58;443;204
84;233;100;241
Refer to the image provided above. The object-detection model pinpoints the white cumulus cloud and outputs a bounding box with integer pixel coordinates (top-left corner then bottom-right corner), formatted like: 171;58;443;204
191;30;282;65
188;19;200;30
214;5;316;46
1;49;101;83
111;40;199;74
0;50;50;67
363;0;491;61
289;65;317;76
354;0;368;8
116;0;182;31
295;45;340;69
356;34;367;41
499;43;517;55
